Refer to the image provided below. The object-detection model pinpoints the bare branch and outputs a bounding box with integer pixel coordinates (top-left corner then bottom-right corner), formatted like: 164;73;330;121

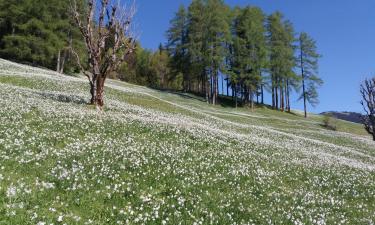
70;47;92;84
70;0;137;107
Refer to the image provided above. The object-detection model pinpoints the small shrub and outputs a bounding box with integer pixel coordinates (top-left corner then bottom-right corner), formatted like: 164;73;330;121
323;114;338;131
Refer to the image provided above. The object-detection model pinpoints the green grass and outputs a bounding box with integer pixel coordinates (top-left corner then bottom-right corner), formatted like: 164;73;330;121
0;59;374;224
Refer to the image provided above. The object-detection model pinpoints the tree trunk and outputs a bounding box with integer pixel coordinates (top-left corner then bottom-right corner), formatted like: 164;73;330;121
90;80;97;105
250;90;254;111
261;84;264;105
272;85;276;109
95;76;105;107
206;76;210;104
211;71;218;105
210;74;213;104
60;50;67;74
56;50;61;73
217;75;219;102
302;77;307;118
280;83;284;112
226;78;229;96
300;40;307;118
275;86;279;110
235;87;238;108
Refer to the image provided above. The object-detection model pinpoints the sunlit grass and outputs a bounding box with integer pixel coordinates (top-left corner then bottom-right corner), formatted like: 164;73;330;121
0;59;374;224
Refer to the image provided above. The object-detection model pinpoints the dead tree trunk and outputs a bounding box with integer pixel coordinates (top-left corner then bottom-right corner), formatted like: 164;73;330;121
360;77;375;141
70;0;136;109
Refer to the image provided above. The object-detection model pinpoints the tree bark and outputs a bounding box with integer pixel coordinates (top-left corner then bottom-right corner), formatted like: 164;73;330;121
280;85;284;112
272;85;276;109
275;86;279;110
95;76;105;107
226;78;229;97
56;50;61;73
60;49;67;74
206;75;210;104
212;71;217;105
235;87;238;108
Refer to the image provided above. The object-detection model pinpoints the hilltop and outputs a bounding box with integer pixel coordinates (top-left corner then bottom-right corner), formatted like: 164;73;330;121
321;111;363;124
0;58;374;224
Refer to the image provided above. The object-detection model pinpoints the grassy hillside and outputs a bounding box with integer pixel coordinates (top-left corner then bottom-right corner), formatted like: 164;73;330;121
0;58;374;225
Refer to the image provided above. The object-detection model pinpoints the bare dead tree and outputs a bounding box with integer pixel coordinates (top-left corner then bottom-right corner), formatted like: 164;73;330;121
70;0;136;108
360;77;375;141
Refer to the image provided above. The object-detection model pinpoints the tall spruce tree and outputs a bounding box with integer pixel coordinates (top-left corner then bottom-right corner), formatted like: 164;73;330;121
166;5;189;91
267;12;296;111
187;0;214;101
298;32;323;118
281;20;298;112
204;0;231;105
232;6;267;110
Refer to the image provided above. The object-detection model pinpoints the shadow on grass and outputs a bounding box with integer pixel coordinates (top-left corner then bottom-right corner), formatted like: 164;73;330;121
36;92;88;105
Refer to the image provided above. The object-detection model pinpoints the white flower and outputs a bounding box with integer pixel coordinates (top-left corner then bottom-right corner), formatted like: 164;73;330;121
6;185;16;198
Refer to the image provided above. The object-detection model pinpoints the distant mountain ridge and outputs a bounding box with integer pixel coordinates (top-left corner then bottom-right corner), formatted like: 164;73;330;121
321;111;363;124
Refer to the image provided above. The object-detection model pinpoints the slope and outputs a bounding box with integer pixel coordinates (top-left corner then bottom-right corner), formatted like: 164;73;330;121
0;58;374;224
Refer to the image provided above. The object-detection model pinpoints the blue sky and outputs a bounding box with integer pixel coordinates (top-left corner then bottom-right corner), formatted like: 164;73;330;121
134;0;375;113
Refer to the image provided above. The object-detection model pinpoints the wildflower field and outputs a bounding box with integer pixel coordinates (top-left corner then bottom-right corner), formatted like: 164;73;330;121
0;59;374;225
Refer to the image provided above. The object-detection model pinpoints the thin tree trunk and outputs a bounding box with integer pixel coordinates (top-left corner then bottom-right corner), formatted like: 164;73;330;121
280;84;284;112
261;84;264;105
272;84;276;109
302;77;307;118
232;85;234;100
213;73;217;104
56;50;61;73
250;89;254;111
206;75;209;104
275;86;279;110
300;43;307;118
215;71;218;104
60;50;67;74
226;78;229;96
286;80;290;112
235;87;238;108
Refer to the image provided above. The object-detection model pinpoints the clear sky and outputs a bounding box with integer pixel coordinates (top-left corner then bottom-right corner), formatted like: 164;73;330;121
134;0;375;113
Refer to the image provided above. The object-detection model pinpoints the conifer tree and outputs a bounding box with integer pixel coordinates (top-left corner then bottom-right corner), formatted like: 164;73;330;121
187;0;209;100
204;0;231;105
298;32;323;118
267;12;296;111
232;6;267;110
0;0;84;72
166;5;189;91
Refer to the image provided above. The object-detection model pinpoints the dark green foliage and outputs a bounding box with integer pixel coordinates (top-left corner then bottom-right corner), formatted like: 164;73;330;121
119;44;175;90
165;2;322;112
0;0;85;72
228;6;267;109
166;5;189;91
266;12;297;112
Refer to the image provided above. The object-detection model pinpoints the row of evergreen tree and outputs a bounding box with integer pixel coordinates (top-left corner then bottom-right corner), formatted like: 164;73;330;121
166;0;323;115
0;0;323;116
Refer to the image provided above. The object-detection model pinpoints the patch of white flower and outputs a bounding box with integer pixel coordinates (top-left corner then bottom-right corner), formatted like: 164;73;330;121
0;58;374;224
